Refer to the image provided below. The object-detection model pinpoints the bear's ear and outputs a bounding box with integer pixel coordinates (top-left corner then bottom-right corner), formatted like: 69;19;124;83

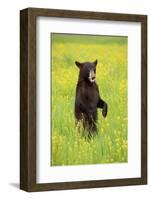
75;61;82;68
93;59;98;66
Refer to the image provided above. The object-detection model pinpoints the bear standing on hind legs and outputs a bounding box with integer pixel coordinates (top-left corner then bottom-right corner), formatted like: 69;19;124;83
74;60;107;137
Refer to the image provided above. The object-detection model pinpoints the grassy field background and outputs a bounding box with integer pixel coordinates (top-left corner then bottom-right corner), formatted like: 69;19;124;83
51;33;128;166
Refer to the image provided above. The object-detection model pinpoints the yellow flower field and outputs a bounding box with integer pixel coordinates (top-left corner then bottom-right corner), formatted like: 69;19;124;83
51;34;128;166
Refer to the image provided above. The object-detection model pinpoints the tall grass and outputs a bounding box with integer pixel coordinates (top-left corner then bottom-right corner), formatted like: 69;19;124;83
51;33;128;166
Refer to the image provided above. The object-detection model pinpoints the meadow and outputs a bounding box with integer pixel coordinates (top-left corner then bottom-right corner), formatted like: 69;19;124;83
51;33;128;166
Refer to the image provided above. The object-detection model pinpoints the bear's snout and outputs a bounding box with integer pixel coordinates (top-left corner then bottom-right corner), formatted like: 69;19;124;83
88;70;96;83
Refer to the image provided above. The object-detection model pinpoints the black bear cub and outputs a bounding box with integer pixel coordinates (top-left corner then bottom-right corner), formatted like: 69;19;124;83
75;60;107;137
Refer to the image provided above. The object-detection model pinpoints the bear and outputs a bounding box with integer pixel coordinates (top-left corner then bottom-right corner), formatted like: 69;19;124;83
74;60;107;137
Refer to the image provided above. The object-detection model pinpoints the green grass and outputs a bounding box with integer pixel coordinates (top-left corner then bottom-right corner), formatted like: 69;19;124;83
51;33;128;166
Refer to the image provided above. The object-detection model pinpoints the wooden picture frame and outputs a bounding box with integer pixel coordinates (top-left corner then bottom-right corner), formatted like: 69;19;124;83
20;7;147;192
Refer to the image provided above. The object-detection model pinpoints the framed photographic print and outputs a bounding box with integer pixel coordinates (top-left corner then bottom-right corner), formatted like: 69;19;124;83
20;8;147;191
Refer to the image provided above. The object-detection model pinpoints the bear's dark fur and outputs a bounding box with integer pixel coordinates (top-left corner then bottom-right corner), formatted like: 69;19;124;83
75;60;107;137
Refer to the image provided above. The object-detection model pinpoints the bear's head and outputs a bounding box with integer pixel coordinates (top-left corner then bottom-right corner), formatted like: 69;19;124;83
75;60;97;83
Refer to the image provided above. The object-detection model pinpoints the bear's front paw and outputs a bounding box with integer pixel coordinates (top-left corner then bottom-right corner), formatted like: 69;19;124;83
102;104;107;118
